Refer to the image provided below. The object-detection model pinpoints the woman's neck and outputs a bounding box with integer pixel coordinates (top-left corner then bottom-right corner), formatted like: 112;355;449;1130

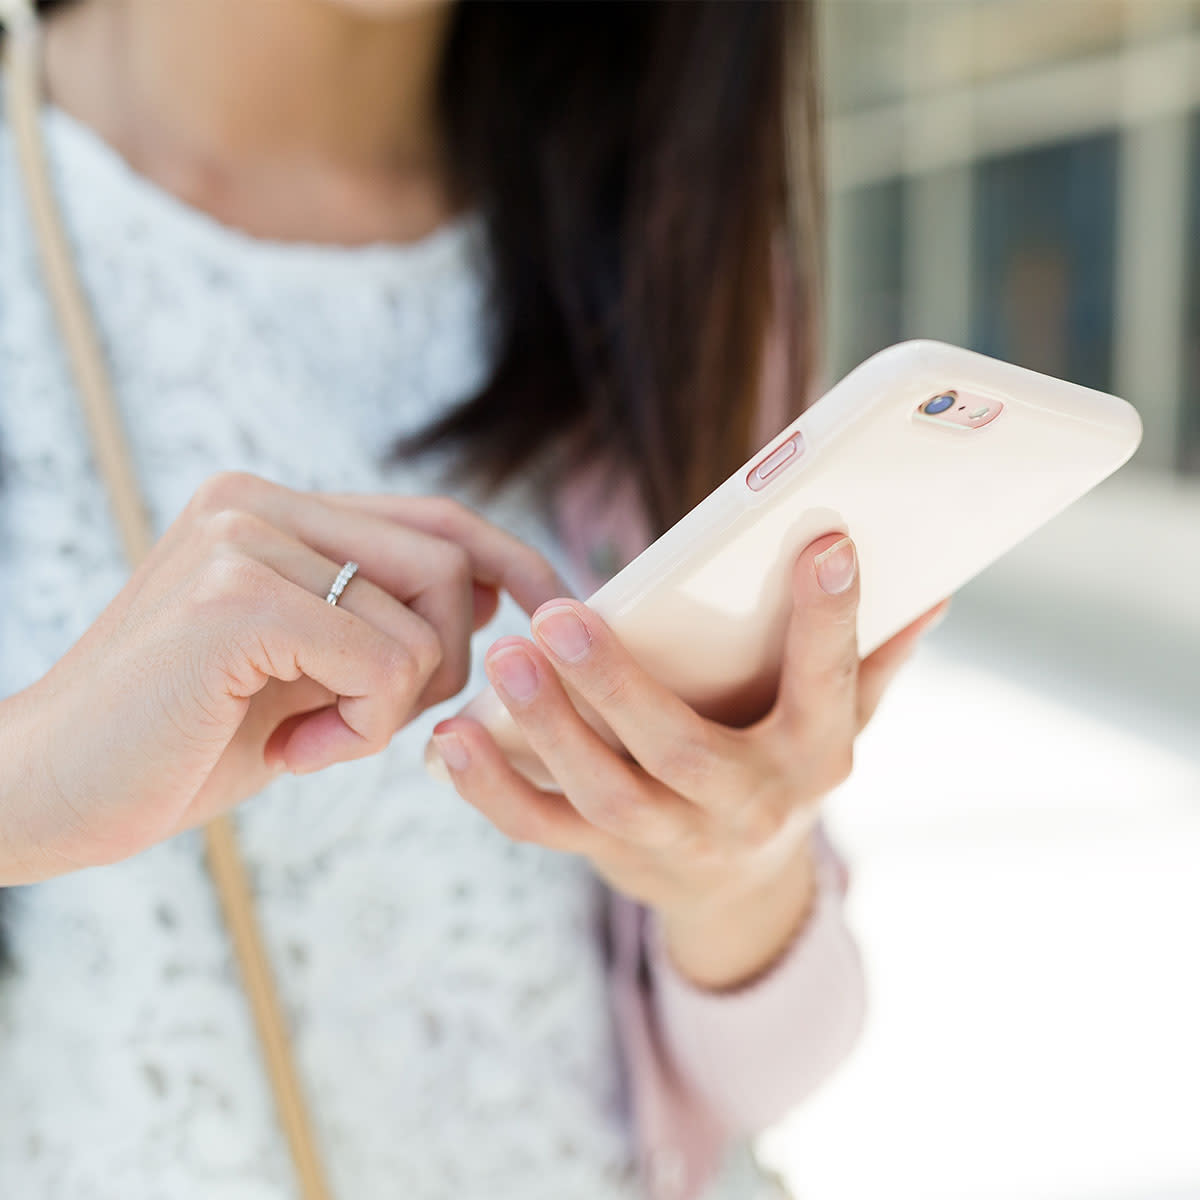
43;0;457;244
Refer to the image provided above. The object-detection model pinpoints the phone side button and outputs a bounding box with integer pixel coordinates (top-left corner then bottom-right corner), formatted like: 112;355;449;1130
747;434;803;492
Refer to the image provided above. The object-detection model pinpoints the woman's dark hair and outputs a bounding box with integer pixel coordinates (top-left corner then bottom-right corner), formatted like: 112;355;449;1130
10;1;826;566
2;0;823;970
10;1;825;540
408;0;823;535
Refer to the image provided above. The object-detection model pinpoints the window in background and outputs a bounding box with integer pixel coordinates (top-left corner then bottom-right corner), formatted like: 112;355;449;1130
820;1;910;114
971;135;1119;395
958;0;1129;88
1183;114;1200;476
828;180;905;378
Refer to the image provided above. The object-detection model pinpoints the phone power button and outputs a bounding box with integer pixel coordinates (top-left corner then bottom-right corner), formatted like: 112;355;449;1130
747;434;803;492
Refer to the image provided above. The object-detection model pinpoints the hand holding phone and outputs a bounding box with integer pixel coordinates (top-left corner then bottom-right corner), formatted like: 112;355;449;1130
427;340;1142;788
426;522;956;988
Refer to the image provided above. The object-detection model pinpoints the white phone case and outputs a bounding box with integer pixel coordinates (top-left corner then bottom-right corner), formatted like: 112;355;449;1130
427;340;1143;788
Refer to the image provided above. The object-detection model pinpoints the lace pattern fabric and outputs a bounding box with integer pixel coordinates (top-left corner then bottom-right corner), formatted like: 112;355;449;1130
0;104;647;1199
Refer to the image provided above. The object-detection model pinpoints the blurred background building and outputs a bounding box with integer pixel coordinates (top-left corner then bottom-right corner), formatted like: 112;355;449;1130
763;3;1200;1198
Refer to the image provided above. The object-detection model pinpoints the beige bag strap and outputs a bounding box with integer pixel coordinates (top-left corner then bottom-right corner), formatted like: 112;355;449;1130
2;8;332;1198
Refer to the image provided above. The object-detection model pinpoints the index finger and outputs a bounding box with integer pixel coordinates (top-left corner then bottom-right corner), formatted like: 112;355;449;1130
526;600;750;808
316;492;576;616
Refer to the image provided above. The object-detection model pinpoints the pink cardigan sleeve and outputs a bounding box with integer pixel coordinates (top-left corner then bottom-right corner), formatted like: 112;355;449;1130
603;833;866;1200
642;829;865;1133
555;466;866;1200
553;261;863;1198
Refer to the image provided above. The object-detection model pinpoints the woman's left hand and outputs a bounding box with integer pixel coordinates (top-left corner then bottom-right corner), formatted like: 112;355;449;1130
432;531;947;989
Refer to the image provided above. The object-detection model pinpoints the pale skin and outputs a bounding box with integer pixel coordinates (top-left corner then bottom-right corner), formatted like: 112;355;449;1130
0;0;948;989
435;536;947;988
1;474;573;879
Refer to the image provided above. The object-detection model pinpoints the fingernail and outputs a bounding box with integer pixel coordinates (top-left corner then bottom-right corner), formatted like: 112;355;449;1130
488;645;540;702
432;731;470;772
532;605;592;663
814;537;857;595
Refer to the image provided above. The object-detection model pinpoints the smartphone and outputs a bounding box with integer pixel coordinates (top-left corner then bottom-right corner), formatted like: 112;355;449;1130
426;340;1143;789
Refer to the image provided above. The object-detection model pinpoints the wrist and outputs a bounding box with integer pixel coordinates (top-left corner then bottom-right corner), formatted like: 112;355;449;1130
655;833;819;992
0;683;70;886
0;689;38;884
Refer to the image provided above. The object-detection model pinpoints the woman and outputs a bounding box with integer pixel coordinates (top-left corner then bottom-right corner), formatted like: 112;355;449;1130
0;1;943;1198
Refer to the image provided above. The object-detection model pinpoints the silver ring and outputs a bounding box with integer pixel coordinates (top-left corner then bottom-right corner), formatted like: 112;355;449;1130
325;560;359;606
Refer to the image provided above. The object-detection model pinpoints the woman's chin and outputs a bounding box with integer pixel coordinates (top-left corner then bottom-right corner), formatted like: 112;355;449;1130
319;0;453;19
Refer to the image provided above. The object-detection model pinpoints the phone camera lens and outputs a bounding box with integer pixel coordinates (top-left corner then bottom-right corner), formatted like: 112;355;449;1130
924;393;956;415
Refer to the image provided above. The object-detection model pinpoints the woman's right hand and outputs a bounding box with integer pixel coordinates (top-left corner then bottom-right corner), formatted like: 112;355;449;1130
0;471;568;884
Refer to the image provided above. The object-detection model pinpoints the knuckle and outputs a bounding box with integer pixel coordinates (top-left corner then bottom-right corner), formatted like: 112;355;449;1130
593;668;632;711
376;640;420;699
407;620;444;681
201;506;271;552
192;553;271;613
189;470;266;516
422;495;472;533
524;549;565;593
499;809;543;846
820;648;859;693
642;728;715;788
589;789;638;833
736;795;789;848
636;808;687;853
374;630;441;714
430;542;472;587
675;825;731;873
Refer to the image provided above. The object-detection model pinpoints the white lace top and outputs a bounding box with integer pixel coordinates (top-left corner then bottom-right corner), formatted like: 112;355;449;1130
0;102;646;1199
